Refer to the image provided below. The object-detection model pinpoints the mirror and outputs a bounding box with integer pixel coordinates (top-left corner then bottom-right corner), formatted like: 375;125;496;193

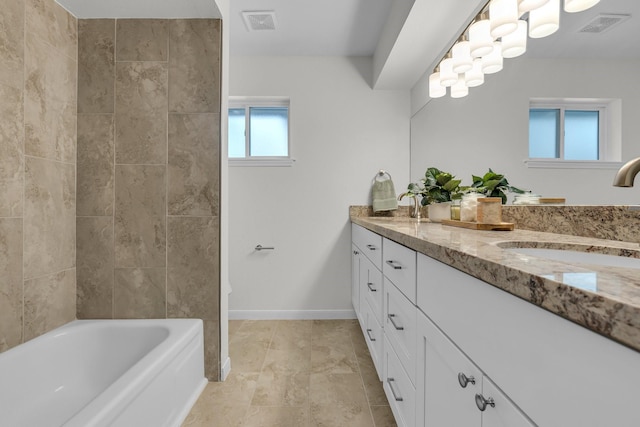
410;0;640;205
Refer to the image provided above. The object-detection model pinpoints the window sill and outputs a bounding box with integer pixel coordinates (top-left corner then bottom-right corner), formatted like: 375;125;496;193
524;159;623;169
229;158;295;167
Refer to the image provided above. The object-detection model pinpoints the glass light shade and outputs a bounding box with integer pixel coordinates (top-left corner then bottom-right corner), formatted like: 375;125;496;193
429;72;446;98
564;0;600;13
502;20;528;58
465;59;485;87
439;57;458;87
452;40;473;73
490;0;519;38
469;19;494;57
529;0;560;38
481;42;503;74
451;77;469;98
518;0;550;14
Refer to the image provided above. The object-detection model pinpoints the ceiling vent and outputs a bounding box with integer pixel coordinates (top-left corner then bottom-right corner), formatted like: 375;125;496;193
578;13;631;34
242;11;277;31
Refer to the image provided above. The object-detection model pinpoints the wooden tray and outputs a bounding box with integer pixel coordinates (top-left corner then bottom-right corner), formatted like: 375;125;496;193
441;219;515;231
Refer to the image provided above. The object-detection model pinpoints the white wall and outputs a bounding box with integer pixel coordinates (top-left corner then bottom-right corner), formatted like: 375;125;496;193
229;56;410;316
410;57;640;205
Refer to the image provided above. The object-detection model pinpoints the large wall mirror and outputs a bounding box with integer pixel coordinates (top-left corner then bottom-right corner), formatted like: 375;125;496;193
410;0;640;204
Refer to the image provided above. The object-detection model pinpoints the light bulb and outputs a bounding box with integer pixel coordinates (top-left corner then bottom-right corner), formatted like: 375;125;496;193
429;72;446;98
564;0;600;13
482;41;503;74
490;0;519;38
518;0;550;14
529;0;559;38
502;20;527;58
452;40;473;73
439;57;458;87
465;59;485;88
469;16;494;58
451;77;469;98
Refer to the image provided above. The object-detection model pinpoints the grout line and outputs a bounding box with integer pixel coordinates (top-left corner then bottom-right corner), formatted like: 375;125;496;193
21;0;26;345
112;18;117;321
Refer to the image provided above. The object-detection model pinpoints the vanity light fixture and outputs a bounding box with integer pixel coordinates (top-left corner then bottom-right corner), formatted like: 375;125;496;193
565;0;600;13
429;0;599;100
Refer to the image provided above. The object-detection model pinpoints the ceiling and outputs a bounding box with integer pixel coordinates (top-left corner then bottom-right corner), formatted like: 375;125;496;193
229;0;392;56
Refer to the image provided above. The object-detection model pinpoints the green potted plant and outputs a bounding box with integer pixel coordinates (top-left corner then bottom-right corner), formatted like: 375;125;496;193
471;169;525;204
402;167;462;222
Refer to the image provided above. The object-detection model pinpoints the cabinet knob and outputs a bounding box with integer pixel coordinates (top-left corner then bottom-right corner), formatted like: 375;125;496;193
457;372;476;388
367;282;377;292
475;394;495;412
366;244;377;251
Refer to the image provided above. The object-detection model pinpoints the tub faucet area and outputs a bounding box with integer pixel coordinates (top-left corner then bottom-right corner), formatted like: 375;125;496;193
614;157;640;187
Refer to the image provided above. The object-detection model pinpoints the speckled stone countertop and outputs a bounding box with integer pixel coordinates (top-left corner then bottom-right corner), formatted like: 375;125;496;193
351;214;640;353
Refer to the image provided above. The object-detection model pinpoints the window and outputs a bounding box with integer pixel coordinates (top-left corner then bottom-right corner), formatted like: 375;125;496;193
228;97;292;166
526;99;621;169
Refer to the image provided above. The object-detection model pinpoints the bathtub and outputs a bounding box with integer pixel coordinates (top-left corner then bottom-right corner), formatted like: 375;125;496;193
0;319;207;427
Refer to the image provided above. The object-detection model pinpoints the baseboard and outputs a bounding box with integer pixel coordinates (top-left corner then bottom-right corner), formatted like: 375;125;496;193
228;309;357;320
220;356;231;381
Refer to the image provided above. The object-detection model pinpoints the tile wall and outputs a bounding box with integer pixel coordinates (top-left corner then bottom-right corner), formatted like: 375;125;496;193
0;0;77;351
76;19;221;379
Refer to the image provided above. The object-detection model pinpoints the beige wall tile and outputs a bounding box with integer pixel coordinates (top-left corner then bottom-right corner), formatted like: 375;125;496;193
114;165;166;268
204;318;220;380
168;114;219;216
25;0;77;60
116;19;168;61
24;268;76;341
115;62;167;164
0;0;24;88
24;33;77;163
24;157;76;280
77;216;114;319
168;20;221;113
114;267;165;318
0;83;24;217
77;114;114;216
167;216;219;319
0;218;23;352
78;19;115;114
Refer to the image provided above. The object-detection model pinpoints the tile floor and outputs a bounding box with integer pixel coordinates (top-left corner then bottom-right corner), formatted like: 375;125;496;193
183;319;397;427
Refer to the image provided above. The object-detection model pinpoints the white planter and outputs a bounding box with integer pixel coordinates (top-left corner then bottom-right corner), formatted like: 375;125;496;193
428;202;451;223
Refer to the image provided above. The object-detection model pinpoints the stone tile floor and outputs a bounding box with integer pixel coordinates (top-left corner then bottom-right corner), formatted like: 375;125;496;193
183;319;397;427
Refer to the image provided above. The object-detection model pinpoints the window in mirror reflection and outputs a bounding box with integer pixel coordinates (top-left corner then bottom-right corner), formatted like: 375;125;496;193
529;101;605;161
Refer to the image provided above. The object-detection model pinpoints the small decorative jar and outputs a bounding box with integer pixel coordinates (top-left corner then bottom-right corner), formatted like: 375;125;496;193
477;197;502;224
450;199;461;221
460;193;482;222
513;193;541;205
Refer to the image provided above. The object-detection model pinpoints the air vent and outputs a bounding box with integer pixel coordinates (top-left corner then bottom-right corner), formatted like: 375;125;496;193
578;13;631;34
242;11;277;31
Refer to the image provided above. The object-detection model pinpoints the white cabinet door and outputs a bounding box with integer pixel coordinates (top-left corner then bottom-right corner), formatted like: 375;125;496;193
480;377;536;427
351;244;360;317
416;310;481;427
384;278;417;382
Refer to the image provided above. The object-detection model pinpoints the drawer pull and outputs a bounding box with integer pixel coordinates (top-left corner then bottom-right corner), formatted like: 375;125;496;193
366;244;377;251
367;282;377;292
366;328;376;342
388;314;404;330
353;250;359;255
475;394;495;412
457;372;475;388
387;378;403;402
385;260;403;270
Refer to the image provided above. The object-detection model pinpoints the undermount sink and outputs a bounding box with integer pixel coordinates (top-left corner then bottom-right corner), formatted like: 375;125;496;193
497;242;640;270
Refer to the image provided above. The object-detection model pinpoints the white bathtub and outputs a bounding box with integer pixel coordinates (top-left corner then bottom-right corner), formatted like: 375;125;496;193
0;319;207;427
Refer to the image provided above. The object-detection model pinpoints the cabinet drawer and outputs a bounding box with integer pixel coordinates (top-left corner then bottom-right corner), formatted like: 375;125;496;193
361;256;383;326
360;298;384;380
383;336;415;427
384;277;417;383
382;238;416;304
352;224;382;269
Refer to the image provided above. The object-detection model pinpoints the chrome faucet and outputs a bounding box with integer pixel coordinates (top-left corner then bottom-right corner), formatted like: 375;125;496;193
398;192;421;220
613;157;640;187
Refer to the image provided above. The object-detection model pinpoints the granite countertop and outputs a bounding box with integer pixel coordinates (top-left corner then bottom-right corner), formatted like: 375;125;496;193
351;215;640;353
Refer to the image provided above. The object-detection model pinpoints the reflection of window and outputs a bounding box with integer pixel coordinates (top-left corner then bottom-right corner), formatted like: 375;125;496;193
529;102;604;161
526;98;624;169
228;97;292;166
